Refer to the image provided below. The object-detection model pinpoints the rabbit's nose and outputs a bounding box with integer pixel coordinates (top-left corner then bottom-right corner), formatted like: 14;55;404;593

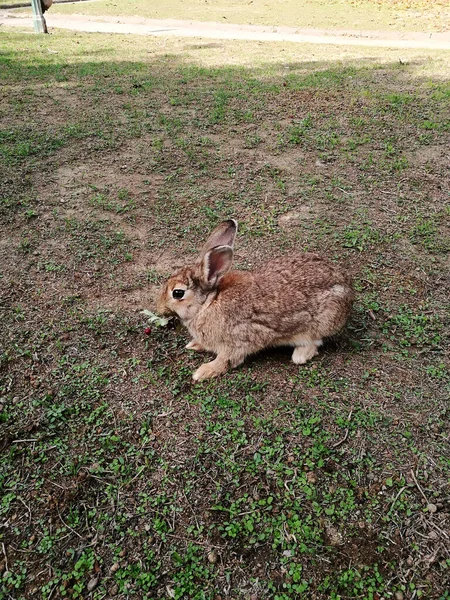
156;296;171;316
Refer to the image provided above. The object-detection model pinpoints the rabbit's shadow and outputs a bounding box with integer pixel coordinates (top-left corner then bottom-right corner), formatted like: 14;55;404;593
240;310;375;371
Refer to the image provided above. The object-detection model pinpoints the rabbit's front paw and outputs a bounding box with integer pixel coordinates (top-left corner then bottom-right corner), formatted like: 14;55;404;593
186;340;206;352
192;358;227;381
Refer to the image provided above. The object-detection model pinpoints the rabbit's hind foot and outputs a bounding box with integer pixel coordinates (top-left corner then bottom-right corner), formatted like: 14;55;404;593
292;340;322;365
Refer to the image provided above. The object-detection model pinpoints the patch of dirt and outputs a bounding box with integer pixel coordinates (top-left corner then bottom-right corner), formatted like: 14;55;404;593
40;158;160;205
406;144;450;167
267;151;307;171
278;205;319;227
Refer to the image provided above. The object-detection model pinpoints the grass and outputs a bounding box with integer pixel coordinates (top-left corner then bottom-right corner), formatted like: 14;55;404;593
10;0;448;33
1;26;450;600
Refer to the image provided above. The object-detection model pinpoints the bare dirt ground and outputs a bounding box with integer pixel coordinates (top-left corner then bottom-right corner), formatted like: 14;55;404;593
2;10;450;49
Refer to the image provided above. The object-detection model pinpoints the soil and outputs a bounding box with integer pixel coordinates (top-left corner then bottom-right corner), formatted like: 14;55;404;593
2;11;450;49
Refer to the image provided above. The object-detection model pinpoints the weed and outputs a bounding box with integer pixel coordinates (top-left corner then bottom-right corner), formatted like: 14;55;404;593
287;115;313;145
0;128;65;165
409;215;450;254
90;189;136;214
341;221;384;251
382;305;442;349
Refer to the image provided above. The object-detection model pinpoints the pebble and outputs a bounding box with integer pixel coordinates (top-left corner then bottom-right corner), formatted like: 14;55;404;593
207;550;217;564
306;472;317;484
87;576;99;593
326;526;342;546
110;563;120;574
426;503;438;514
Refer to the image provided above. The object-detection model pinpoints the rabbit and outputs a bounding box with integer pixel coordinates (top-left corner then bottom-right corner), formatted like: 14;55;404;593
157;219;354;381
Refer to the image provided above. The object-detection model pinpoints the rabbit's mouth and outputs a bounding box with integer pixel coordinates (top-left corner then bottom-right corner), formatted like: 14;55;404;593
156;301;173;317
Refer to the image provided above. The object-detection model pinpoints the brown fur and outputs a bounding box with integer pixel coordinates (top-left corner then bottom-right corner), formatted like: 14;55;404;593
41;0;53;12
157;220;354;381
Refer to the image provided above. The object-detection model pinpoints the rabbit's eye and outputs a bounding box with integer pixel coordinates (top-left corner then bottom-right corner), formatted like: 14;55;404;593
172;289;185;299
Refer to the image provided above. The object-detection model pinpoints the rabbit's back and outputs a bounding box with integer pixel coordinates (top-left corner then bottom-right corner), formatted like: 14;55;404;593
210;253;353;348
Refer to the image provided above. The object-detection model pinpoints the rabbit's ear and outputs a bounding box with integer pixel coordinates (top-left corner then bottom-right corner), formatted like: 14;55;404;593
201;219;237;256
202;245;233;285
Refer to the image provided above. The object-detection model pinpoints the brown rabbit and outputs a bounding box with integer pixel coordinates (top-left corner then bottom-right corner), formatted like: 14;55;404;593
157;219;353;381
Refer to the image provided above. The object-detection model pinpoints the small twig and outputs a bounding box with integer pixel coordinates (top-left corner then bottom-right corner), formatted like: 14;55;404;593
283;522;297;543
237;509;257;517
80;534;99;549
45;479;70;491
57;507;83;540
47;583;58;600
16;496;32;525
337;187;352;196
121;465;146;490
389;486;407;513
428;520;449;540
155;410;174;418
182;490;201;531
1;542;8;572
410;469;429;504
361;278;376;287
12;439;38;444
383;534;399;546
165;533;224;549
332;429;349;448
332;408;353;448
